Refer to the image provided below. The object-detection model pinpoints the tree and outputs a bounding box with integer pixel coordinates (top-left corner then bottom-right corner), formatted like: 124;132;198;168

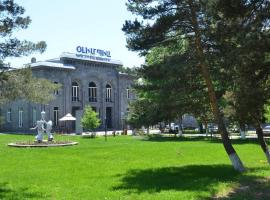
0;0;56;104
264;102;270;123
212;0;270;164
116;65;138;76
135;44;214;133
81;106;101;132
0;67;59;104
0;0;46;61
123;0;245;171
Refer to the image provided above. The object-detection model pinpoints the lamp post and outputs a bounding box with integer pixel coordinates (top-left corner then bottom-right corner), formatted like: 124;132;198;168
104;117;107;141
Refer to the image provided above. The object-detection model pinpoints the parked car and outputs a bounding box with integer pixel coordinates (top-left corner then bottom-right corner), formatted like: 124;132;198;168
263;125;270;136
208;124;218;133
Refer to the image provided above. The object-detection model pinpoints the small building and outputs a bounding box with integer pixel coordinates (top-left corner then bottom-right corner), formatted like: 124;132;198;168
0;51;135;133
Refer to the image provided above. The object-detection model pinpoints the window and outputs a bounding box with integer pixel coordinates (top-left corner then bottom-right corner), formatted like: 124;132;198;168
126;88;130;99
54;82;59;95
106;84;112;102
89;82;97;102
72;82;79;101
18;108;23;127
7;108;11;122
92;107;96;112
53;107;59;126
32;107;36;126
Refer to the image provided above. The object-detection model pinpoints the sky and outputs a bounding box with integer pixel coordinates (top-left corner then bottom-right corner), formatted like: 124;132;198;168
6;0;145;68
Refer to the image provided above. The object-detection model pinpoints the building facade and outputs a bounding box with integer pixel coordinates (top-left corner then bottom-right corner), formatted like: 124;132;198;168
0;52;135;133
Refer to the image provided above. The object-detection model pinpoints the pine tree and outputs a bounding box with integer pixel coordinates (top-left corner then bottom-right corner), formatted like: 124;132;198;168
0;0;58;104
123;0;245;171
0;0;46;60
212;0;270;164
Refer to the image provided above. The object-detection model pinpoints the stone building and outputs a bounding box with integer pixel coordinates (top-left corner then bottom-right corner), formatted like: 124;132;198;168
0;52;135;133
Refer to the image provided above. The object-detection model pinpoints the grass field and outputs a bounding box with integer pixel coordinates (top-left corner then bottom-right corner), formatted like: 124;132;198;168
0;134;269;200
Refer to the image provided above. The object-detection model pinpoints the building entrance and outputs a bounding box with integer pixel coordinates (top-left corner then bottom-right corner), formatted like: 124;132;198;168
106;107;112;129
72;106;80;131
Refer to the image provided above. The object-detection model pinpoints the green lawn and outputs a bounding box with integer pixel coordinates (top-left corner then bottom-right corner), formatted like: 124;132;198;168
0;134;269;200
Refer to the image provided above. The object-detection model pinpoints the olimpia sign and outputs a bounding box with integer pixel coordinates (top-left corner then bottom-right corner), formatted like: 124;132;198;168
76;46;111;62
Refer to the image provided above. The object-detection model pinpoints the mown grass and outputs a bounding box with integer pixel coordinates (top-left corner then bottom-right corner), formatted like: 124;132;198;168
0;134;269;200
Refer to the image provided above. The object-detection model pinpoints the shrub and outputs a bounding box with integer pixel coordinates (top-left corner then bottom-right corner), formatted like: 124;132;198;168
81;106;100;132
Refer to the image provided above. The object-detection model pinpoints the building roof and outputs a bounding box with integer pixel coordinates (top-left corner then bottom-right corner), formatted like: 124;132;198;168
60;52;123;66
28;52;123;70
30;61;75;70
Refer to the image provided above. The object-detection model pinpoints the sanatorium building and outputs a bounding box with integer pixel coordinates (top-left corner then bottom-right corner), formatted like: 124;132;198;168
0;49;134;134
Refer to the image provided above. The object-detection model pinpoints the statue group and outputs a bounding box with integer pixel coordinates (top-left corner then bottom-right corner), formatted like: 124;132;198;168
31;111;54;142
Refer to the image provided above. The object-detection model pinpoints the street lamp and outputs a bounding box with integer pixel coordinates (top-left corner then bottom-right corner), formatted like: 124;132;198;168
104;117;107;141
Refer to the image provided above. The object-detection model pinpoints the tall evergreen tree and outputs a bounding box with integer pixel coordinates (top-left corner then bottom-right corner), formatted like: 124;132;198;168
0;0;58;104
123;0;245;171
212;0;270;164
135;44;214;131
0;0;46;61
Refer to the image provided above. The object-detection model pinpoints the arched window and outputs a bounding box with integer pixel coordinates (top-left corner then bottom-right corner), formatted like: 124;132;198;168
89;82;97;102
106;84;112;102
72;82;79;102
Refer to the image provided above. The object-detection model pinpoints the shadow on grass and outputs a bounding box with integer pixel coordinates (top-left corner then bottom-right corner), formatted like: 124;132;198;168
113;165;239;193
213;176;270;200
0;182;45;200
206;138;270;145
113;164;269;199
141;135;208;142
141;135;270;145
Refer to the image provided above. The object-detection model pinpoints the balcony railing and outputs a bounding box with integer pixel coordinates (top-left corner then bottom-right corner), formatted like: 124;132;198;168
72;96;80;102
89;97;97;102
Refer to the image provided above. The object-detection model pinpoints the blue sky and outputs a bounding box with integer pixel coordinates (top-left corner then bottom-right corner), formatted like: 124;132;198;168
6;0;144;68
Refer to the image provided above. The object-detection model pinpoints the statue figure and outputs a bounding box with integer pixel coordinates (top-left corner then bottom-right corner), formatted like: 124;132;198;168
31;111;54;142
31;120;45;142
46;120;53;141
41;110;46;122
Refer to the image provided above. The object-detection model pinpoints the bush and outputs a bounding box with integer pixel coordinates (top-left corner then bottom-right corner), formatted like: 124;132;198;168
81;106;101;132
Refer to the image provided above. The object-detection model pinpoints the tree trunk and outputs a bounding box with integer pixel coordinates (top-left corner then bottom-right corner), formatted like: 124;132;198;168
254;123;270;164
188;0;245;172
203;121;208;136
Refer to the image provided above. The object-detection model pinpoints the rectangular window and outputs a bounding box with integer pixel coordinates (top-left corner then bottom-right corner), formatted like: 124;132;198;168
32;107;36;126
18;108;23;128
92;107;96;112
89;87;97;102
106;88;112;102
7;108;11;122
53;107;59;126
126;88;130;99
54;82;59;95
72;85;79;101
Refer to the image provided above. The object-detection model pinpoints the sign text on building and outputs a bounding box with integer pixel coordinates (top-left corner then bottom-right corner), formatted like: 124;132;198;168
76;46;111;57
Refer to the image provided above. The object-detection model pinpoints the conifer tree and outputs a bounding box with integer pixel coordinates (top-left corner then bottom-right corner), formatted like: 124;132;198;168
123;0;246;171
0;0;57;104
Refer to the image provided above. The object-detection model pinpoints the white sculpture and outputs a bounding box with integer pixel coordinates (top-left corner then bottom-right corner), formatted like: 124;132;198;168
31;120;45;142
46;120;53;141
30;111;54;142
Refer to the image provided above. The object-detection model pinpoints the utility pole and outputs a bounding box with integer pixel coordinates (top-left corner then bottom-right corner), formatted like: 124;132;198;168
104;117;107;141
